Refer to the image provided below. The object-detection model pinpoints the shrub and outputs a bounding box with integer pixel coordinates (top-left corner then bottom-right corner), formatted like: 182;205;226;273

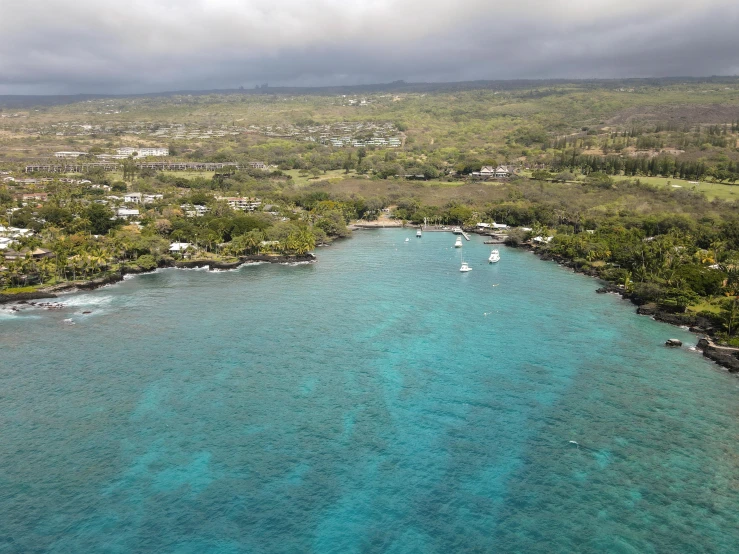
136;255;157;271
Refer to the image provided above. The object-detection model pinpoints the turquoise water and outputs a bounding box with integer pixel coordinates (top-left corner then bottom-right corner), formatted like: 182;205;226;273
1;229;738;553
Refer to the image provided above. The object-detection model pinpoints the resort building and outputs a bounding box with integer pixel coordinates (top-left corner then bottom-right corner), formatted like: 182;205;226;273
181;204;209;217
54;151;87;158
471;165;513;179
217;197;262;211
116;147;169;158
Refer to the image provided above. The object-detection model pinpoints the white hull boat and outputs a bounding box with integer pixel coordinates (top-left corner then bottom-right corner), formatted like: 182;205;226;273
460;250;472;272
488;249;500;263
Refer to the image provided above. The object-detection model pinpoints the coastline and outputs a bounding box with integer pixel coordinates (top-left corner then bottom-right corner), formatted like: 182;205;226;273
0;253;316;305
511;241;739;374
5;226;737;375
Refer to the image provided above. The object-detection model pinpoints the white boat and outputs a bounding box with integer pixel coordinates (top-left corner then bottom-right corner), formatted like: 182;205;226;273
405;238;410;242
416;230;422;237
488;249;500;263
460;250;472;272
454;236;463;248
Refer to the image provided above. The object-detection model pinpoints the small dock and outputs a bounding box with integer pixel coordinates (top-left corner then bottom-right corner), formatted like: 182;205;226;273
421;226;471;240
451;227;471;241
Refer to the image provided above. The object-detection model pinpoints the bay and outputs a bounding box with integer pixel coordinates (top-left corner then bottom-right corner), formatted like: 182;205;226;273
1;229;737;553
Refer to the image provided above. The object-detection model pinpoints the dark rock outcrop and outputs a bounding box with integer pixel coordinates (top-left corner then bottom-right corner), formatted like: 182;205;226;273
2;253;318;301
240;253;316;264
696;338;739;373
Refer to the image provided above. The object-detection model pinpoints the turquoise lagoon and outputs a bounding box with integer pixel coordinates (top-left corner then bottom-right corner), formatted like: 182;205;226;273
1;229;738;553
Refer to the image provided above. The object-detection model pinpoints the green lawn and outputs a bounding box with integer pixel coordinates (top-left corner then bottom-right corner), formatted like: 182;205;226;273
0;286;40;294
521;170;739;202
632;176;739;201
687;298;723;315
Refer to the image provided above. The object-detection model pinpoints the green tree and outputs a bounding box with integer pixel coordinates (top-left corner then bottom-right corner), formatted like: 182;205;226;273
86;203;118;235
720;296;739;336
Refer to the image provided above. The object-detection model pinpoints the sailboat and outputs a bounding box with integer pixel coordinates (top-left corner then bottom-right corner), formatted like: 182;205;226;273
488;249;500;263
454;236;463;248
460;249;472;272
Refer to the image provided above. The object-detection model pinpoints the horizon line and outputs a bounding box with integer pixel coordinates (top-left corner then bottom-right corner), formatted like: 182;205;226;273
2;75;739;100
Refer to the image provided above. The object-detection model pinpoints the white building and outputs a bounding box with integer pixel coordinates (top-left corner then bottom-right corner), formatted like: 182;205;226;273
494;165;512;178
472;165;513;179
54;151;87;158
218;197;262;211
124;192;142;203
116;147;169;158
117;208;140;219
0;226;33;239
181;204;209;217
169;242;192;253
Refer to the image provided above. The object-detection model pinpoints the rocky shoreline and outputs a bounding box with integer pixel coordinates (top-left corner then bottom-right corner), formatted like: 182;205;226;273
0;253;316;305
520;244;739;374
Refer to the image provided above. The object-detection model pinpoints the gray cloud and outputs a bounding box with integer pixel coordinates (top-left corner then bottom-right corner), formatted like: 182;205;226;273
0;0;737;94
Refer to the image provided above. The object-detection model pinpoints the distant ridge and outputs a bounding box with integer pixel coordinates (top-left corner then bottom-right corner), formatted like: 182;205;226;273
1;76;738;109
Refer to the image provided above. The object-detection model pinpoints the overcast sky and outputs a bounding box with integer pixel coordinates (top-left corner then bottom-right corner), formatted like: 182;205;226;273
1;0;738;95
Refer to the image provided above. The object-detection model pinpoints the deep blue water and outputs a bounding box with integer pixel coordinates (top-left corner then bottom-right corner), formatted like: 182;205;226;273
1;229;738;553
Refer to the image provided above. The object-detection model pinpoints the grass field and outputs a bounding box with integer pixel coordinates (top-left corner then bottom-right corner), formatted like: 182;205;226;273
519;170;739;202
630;176;739;201
284;169;355;187
687;299;723;315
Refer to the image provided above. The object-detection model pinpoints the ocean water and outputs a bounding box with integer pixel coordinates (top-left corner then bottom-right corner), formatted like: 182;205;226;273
1;229;738;553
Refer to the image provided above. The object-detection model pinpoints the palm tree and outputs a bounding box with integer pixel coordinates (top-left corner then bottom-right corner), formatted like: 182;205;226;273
710;240;726;264
243;230;264;254
37;258;55;284
295;228;316;254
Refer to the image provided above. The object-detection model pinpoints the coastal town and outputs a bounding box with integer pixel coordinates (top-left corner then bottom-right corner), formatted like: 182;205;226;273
3;80;739;370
